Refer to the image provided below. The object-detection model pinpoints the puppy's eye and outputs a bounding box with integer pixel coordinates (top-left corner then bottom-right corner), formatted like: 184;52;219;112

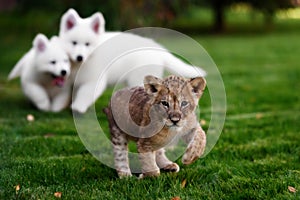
161;101;169;108
72;41;77;46
181;101;189;107
50;60;56;65
85;42;90;46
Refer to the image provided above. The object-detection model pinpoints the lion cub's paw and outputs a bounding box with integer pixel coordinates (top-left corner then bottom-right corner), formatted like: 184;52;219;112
139;170;160;179
162;163;180;173
182;153;200;165
182;143;202;165
117;171;132;178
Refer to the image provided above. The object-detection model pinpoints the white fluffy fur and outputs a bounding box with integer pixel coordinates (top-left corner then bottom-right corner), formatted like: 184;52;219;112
8;34;71;112
58;9;206;113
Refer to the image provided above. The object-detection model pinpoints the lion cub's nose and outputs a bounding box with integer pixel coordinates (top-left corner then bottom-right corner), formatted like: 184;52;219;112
170;112;181;124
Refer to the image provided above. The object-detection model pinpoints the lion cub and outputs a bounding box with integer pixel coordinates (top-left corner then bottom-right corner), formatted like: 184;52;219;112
104;75;206;178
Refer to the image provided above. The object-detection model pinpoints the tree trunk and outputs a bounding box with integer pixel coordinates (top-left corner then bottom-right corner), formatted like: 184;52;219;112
212;0;226;32
264;10;275;30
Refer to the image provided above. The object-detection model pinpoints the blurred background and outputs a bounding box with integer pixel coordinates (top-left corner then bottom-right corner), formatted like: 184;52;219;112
0;0;300;34
0;0;299;76
1;0;300;77
0;2;300;198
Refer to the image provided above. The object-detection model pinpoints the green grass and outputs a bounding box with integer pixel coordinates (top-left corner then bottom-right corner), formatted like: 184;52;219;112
1;9;300;199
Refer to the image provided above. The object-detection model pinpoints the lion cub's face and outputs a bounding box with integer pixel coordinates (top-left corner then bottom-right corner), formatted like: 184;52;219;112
144;75;206;128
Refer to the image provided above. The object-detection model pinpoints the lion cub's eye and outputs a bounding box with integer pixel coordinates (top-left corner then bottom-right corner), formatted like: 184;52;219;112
161;101;169;108
181;101;189;107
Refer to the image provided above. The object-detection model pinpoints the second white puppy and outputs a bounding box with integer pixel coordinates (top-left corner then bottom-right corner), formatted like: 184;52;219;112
59;9;206;113
8;34;71;112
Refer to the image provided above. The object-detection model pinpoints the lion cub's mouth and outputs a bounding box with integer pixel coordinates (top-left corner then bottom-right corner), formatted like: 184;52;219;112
165;120;183;128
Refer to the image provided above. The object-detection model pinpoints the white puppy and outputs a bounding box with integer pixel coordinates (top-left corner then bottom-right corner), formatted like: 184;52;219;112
8;34;71;112
59;9;206;113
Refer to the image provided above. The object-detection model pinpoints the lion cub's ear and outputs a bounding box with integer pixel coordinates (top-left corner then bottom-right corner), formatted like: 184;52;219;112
189;77;206;98
144;75;163;95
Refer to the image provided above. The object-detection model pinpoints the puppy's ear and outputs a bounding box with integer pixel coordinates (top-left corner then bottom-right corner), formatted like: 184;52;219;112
60;8;79;34
144;75;163;96
33;34;48;53
90;12;105;34
188;77;206;98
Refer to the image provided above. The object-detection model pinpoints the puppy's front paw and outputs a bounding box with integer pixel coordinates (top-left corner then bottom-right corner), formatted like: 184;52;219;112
71;103;88;114
36;101;50;112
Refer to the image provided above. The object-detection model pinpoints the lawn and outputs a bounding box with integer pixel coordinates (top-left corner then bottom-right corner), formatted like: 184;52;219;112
0;10;300;199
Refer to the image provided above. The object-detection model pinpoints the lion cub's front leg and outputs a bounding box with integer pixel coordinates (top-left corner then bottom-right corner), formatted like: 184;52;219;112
182;126;206;165
137;142;160;178
156;148;180;173
138;152;160;178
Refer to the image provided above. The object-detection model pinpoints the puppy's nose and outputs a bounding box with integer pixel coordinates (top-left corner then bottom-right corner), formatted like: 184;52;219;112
76;55;83;62
61;70;67;76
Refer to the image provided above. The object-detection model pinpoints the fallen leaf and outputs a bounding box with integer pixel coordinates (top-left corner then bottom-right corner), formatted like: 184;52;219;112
255;113;263;119
15;184;20;192
181;179;187;188
26;114;35;122
200;119;206;126
288;186;297;193
44;133;56;138
171;196;180;200
54;192;62;198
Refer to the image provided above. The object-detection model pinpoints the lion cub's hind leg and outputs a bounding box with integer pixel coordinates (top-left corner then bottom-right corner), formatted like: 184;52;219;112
111;130;132;178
